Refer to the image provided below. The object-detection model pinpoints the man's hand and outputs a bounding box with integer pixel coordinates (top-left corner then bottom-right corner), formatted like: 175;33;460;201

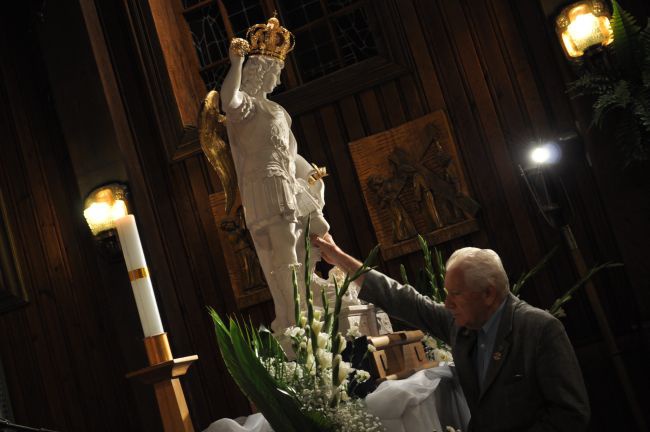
311;233;341;266
311;234;365;284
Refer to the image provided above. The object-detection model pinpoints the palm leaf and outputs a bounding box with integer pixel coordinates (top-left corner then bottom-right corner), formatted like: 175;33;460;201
209;309;329;432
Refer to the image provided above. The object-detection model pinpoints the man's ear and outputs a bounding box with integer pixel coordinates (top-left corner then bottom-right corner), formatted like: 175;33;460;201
484;284;498;304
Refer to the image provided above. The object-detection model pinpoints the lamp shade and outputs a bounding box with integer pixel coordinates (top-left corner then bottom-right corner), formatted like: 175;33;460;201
83;183;129;236
555;1;613;59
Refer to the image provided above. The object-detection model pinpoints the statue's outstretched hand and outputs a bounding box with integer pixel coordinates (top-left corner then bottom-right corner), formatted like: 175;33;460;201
229;38;249;63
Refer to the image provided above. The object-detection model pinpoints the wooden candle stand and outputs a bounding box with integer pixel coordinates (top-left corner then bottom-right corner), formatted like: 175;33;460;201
126;333;198;432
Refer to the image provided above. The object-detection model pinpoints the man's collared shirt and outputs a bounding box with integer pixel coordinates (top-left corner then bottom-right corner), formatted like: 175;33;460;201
476;297;507;387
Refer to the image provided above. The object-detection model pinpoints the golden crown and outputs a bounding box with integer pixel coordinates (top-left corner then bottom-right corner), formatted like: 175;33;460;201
246;15;295;62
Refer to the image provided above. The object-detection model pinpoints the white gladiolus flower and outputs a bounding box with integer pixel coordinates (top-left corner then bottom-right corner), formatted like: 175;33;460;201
285;326;304;338
305;354;316;375
337;337;347;354
312;319;324;334
317;332;329;349
300;315;307;327
337;359;351;384
367;344;376;352
317;349;333;369
313;309;322;321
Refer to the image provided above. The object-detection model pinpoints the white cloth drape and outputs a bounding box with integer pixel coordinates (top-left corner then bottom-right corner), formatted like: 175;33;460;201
203;365;470;432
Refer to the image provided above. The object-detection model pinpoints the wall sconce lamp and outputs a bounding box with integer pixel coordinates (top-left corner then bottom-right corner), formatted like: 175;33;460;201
555;1;614;61
83;183;129;253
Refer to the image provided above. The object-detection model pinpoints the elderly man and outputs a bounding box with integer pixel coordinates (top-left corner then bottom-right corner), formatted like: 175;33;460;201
313;234;590;432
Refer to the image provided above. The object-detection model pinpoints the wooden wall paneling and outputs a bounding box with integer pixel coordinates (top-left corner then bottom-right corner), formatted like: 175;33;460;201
78;1;256;427
184;155;264;425
318;104;376;258
79;0;190;348
166;160;253;425
414;1;534;281
297;112;357;258
465;0;538;152
166;161;217;424
146;0;206;128
396;75;428;120
440;0;544;269
0;65;84;432
459;0;570;308
488;0;553;138
0;8;150;429
358;88;387;136
336;96;378;258
508;0;644;332
378;81;407;128
523;0;650;325
396;0;445;112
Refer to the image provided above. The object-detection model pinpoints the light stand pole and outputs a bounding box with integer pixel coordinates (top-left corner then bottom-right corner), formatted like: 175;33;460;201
0;418;58;432
520;152;647;431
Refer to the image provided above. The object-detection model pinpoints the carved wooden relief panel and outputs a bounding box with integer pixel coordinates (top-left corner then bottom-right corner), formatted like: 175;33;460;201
349;111;480;260
209;192;271;309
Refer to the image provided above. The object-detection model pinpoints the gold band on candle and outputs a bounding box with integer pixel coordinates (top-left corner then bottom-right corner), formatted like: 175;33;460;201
128;267;150;282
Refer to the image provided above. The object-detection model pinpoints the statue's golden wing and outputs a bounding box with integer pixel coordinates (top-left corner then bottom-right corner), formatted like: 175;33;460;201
199;90;237;214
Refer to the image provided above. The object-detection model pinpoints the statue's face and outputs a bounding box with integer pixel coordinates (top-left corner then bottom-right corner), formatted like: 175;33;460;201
262;63;282;93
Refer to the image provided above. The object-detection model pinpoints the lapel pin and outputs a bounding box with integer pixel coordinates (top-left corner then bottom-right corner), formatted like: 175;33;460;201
493;352;503;361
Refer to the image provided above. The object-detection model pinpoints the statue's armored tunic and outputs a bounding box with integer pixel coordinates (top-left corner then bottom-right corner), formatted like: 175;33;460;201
225;92;321;236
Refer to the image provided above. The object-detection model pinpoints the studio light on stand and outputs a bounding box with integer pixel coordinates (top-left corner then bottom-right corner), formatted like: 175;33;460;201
520;139;647;431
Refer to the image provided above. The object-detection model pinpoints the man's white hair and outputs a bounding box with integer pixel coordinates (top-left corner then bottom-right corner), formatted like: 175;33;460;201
446;247;509;297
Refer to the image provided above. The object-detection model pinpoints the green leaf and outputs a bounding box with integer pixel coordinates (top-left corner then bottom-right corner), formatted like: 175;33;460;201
399;264;409;285
511;246;559;297
209;308;329;431
547;262;623;317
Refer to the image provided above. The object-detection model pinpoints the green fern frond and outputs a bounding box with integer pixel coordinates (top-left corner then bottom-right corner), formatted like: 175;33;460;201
610;0;643;76
592;80;631;126
567;71;613;96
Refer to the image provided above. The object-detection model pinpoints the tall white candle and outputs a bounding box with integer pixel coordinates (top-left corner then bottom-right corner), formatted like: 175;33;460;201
114;214;164;337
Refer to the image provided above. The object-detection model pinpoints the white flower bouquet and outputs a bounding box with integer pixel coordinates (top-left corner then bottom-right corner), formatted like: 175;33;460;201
210;219;384;431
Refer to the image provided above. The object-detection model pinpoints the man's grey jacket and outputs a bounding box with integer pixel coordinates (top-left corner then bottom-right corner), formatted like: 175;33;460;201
359;270;590;432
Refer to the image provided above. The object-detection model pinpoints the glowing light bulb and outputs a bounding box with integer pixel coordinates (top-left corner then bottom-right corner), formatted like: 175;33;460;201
529;143;561;166
111;200;128;220
531;147;551;164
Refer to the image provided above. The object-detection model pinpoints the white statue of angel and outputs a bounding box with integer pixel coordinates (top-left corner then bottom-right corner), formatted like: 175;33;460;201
200;17;330;333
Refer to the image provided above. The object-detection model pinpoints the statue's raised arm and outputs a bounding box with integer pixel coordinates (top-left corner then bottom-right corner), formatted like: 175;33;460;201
211;16;329;334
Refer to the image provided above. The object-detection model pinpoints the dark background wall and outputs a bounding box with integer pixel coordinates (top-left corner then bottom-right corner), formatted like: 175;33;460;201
0;0;648;431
